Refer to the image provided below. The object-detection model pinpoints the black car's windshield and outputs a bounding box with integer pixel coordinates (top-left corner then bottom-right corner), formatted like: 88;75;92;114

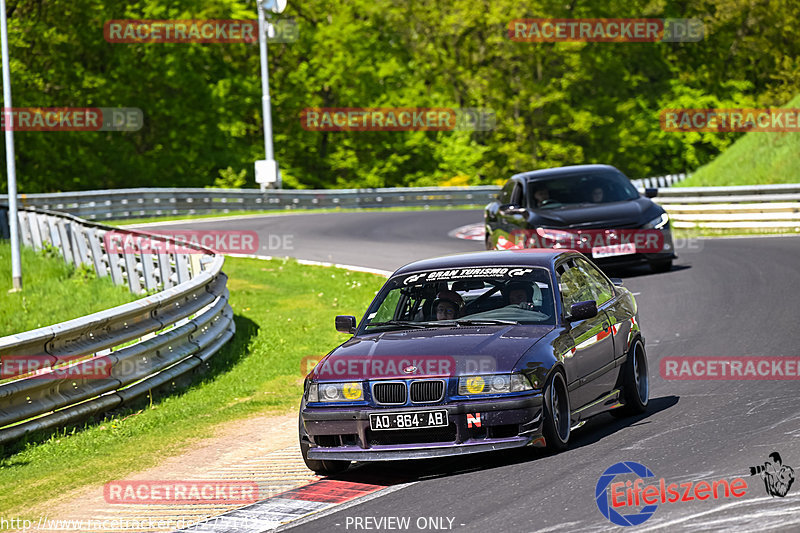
528;171;640;208
363;266;556;331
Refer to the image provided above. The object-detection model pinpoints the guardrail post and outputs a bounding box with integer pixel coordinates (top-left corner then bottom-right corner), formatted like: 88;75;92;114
71;225;90;267
55;220;74;265
28;212;43;251
122;250;142;293
17;210;31;247
176;254;190;284
141;252;158;292
157;252;173;289
87;228;108;277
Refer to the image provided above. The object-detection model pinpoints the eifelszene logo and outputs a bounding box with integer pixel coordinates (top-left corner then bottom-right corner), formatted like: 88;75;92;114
595;461;748;526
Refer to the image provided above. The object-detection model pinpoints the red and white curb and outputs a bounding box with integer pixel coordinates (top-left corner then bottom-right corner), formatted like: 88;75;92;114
179;478;412;532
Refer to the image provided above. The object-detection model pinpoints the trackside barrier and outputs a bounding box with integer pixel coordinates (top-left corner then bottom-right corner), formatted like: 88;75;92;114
652;184;800;229
0;206;234;445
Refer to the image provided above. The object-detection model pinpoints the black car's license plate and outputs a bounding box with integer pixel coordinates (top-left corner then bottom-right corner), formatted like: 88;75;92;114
369;410;448;431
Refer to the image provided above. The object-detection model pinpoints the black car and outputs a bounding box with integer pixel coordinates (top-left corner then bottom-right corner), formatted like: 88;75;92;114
485;164;676;273
299;250;649;475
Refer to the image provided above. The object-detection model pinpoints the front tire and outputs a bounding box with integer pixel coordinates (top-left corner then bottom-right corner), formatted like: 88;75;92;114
612;338;649;417
542;371;570;452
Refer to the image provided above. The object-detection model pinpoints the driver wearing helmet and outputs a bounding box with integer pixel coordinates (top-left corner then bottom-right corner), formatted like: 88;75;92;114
503;281;539;310
433;290;464;320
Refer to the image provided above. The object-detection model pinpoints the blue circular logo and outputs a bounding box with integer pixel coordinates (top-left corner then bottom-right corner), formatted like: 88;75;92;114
595;461;658;526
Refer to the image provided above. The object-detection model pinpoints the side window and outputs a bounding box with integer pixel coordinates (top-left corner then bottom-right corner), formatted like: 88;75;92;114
558;263;595;313
574;258;615;306
499;181;515;204
510;183;524;206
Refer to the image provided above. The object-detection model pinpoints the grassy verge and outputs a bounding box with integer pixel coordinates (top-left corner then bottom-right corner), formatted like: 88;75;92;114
678;94;800;187
105;204;485;227
0;256;384;517
0;241;140;336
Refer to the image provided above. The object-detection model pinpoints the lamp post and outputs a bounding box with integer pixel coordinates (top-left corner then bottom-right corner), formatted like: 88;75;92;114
255;0;287;190
0;0;21;291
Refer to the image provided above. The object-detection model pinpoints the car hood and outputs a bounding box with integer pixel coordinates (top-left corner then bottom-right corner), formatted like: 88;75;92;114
310;325;554;380
531;197;660;228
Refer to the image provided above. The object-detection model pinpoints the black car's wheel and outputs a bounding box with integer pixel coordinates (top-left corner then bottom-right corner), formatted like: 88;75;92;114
612;338;649;417
542;371;570;452
649;259;673;273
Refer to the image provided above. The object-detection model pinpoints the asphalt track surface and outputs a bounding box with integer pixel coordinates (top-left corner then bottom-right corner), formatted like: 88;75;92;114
139;211;800;532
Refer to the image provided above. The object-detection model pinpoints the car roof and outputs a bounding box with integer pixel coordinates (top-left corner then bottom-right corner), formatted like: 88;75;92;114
392;249;581;276
510;164;623;182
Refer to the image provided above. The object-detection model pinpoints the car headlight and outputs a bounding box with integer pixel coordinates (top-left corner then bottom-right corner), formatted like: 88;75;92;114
644;213;669;229
458;374;533;395
307;381;363;402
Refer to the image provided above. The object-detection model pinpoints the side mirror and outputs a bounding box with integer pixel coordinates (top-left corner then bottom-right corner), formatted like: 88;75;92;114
644;188;658;198
610;278;623;287
499;204;528;216
568;300;598;322
335;315;356;334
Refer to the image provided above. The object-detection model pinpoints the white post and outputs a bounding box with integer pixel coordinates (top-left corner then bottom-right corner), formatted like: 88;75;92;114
0;0;21;290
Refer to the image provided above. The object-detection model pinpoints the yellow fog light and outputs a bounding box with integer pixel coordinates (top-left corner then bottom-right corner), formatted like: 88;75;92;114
465;376;485;394
342;382;363;400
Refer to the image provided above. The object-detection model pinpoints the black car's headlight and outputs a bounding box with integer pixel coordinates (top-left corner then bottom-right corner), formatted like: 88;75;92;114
307;381;363;402
644;213;669;229
458;374;534;395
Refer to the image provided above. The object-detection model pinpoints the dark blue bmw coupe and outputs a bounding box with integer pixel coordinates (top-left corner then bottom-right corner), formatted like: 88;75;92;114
299;249;649;474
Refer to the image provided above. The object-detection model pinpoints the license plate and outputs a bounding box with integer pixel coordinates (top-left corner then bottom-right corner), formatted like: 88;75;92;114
592;243;637;258
369;410;448;431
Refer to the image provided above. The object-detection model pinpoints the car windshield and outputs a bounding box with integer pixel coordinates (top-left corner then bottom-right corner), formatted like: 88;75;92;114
362;266;556;330
528;171;640;208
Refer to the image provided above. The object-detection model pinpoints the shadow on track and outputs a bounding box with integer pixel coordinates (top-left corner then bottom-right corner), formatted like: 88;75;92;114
324;395;679;485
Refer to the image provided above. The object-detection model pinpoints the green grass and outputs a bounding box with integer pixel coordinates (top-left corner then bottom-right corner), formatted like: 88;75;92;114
104;204;485;227
0;256;384;518
678;94;800;187
0;241;140;337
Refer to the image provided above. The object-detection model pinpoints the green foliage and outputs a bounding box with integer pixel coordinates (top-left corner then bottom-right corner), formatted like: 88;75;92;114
0;0;797;192
678;94;800;186
211;166;249;188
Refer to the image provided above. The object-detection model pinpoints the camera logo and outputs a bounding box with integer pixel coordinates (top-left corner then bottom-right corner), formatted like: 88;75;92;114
749;452;795;498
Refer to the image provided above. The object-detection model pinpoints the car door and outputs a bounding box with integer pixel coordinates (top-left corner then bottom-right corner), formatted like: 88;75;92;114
555;258;616;411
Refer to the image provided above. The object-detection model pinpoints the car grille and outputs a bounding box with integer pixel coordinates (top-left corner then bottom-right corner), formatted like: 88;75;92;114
367;424;457;446
410;380;444;403
373;382;407;404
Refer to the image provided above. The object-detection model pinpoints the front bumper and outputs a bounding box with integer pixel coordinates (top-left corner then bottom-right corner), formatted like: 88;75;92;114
301;394;544;461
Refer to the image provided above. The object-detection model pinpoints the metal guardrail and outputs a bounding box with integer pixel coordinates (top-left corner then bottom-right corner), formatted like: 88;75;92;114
0;186;501;220
0;175;687;221
652;184;800;229
0;205;234;445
